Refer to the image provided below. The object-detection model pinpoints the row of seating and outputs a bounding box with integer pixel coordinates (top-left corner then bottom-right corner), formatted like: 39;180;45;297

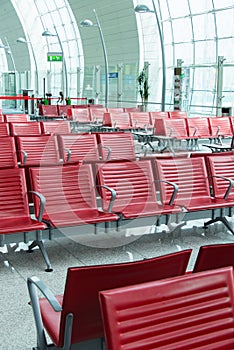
0;132;138;169
27;243;234;349
0;120;71;137
38;104;141;120
2;152;234;271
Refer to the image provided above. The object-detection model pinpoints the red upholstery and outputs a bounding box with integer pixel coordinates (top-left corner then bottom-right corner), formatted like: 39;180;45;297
40;121;71;135
150;111;169;125
4;114;29;122
168;110;187;118
0;122;10;136
129;112;152;129
9;122;42;136
193;243;234;272
208;116;233;138
100;266;234;350
39;104;59;118
57;105;71;118
16;135;60;166
154;117;188;138
0;168;46;234
37;249;192;347
154;156;225;211
123;107;141;112
58;133;99;163
29;163;118;228
89;107;106;123
186;117;212;138
106;108;124;113
206;154;234;204
97;132;136;161
96;159;181;218
0;137;18;168
103;112;133;130
66;108;90;123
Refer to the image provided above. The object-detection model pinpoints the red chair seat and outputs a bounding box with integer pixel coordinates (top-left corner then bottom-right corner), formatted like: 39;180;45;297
0;217;46;234
42;210;118;227
40;295;63;346
114;202;181;219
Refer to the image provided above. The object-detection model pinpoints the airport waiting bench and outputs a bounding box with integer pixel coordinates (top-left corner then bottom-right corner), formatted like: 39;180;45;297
27;249;192;350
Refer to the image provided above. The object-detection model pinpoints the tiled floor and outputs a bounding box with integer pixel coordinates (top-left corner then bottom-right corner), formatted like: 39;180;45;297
1;219;234;350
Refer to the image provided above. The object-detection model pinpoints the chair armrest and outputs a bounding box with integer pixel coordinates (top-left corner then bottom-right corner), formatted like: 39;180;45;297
18;150;27;165
98;185;117;212
157;180;179;206
64;148;72;162
30;191;46;221
100;145;112;161
27;276;62;311
27;276;62;349
211;175;234;199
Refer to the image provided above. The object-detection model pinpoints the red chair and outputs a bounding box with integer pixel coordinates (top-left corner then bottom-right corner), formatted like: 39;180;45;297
0;168;48;268
100;266;234;350
168;110;187;118
9;122;42;136
4;113;29;122
193;243;234;273
38;104;59;119
29;163;118;235
129;111;152;130
0;136;18;169
58;133;100;163
97;132;136;161
208;116;233;138
154;156;232;232
0;122;10;137
16;135;61;166
102;112;133;131
40;121;71;135
96;159;181;221
66;108;90;123
27;249;192;349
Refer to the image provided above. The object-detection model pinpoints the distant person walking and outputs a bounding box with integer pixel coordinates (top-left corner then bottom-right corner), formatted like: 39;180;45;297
57;91;64;104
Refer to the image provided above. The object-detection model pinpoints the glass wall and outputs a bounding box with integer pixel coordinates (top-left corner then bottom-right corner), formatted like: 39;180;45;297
134;0;234;115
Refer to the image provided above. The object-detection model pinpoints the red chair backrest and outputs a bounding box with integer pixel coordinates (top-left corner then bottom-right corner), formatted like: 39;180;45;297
100;266;234;350
96;159;157;213
59;249;192;346
16;135;60;166
97;132;136;161
66;108;90;123
40;121;71;135
9;122;42;136
0;168;30;219
58;133;99;163
129;112;151;129
154;156;211;206
208;116;233;137
30;164;98;220
0;122;10;137
206;154;234;199
186;117;211;138
0;137;18;168
193;243;234;273
155;118;188;137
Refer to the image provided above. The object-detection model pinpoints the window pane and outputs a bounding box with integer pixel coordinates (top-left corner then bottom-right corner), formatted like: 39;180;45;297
172;18;192;42
194;41;216;64
193;67;216;90
189;0;213;13
216;9;234;37
174;43;194;65
213;0;234;8
192;13;215;40
169;0;190;17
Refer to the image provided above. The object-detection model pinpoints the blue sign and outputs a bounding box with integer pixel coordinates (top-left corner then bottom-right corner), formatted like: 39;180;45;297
108;72;118;78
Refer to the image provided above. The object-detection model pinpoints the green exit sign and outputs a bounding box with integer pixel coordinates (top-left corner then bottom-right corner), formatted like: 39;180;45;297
47;52;63;62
